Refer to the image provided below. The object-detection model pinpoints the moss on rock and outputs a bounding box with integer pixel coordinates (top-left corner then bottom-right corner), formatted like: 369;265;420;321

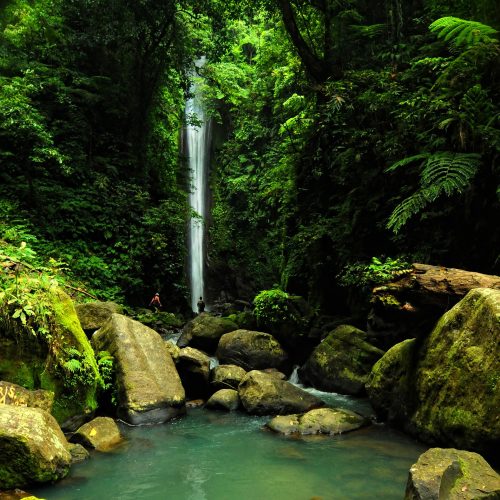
300;325;385;395
366;338;417;424
39;286;101;425
410;288;500;456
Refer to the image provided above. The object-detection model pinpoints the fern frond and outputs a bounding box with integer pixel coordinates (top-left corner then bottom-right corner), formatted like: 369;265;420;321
421;152;481;195
430;17;498;48
387;152;482;233
385;153;430;173
63;358;82;373
386;190;433;234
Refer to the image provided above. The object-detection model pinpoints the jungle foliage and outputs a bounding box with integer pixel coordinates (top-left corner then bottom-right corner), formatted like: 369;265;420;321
202;0;500;311
1;0;499;315
0;0;192;307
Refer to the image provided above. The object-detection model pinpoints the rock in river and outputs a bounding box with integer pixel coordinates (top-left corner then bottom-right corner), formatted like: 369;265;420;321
0;405;71;489
75;301;122;335
178;313;238;351
367;288;500;457
71;416;122;451
238;370;323;415
206;389;240;411
177;347;211;398
209;364;247;392
217;330;289;372
300;325;384;396
267;408;367;436
405;448;500;499
92;313;185;424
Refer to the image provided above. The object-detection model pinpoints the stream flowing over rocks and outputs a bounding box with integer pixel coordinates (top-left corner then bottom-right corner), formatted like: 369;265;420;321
1;273;499;497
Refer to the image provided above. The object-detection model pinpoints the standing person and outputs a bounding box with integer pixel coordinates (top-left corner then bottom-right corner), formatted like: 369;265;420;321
149;292;162;312
197;297;205;314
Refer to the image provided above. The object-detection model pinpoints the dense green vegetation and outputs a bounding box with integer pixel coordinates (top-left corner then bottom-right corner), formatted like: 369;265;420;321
1;0;499;315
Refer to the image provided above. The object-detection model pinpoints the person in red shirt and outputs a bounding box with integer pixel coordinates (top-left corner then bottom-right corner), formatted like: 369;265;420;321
149;292;162;312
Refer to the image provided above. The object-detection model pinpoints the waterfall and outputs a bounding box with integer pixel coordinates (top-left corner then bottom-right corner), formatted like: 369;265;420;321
288;365;301;385
186;57;211;312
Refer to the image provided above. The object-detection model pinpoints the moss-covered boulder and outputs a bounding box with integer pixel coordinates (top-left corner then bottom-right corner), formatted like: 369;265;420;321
206;389;240;411
266;408;367;436
92;313;185;424
0;381;54;413
0;405;71;489
410;288;500;455
0;285;101;428
178;313;238;351
300;325;385;395
238;370;323;415
365;338;417;425
405;448;500;499
216;330;289;372
40;287;101;427
209;364;247;392
71;416;122;452
177;347;211;398
75;301;122;335
366;288;500;457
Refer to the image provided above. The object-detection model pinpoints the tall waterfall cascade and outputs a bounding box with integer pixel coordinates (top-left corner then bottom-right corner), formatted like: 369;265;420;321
186;57;211;312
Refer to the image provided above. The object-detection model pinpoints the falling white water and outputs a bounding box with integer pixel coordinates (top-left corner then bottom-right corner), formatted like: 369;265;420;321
288;365;301;385
186;57;211;312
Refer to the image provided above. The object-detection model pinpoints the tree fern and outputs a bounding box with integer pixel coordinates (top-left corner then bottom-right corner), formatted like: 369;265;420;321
430;17;498;48
387;152;481;233
385;153;430;173
421;152;480;194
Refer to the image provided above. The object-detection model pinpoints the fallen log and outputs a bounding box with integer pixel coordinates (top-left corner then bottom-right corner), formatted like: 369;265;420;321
367;263;500;349
373;263;500;308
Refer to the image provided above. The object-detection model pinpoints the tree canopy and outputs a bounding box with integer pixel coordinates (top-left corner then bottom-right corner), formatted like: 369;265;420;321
1;0;498;312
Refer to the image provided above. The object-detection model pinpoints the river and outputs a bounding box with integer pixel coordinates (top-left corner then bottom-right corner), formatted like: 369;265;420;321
32;390;426;500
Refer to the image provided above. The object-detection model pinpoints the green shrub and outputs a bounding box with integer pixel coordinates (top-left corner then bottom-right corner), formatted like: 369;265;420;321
339;256;412;289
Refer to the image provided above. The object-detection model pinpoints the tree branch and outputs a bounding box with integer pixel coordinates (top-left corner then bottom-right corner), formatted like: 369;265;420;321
277;0;327;83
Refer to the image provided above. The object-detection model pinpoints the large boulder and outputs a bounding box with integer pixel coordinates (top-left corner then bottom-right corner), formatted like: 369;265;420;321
177;347;211;398
405;448;500;499
0;381;54;413
92;313;185;424
300;325;385;395
75;301;122;335
0;406;71;489
206;389;240;411
71;416;122;451
238;370;323;415
178;313;238;351
366;288;500;458
410;288;500;455
216;330;289;372
0;285;101;427
365;338;417;425
209;364;247;392
266;408;367;436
